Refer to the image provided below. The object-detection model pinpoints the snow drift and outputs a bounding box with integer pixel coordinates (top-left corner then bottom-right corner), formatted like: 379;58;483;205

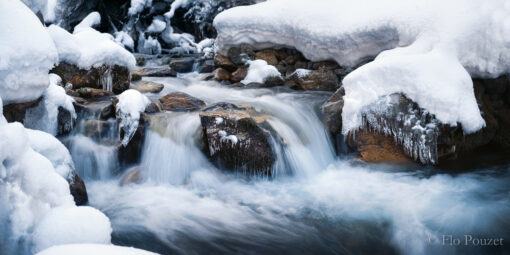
214;0;510;135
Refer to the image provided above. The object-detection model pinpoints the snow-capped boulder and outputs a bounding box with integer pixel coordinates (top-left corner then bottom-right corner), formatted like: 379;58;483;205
199;103;277;175
0;0;58;105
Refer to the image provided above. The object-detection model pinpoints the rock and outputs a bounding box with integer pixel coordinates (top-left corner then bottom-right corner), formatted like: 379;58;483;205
2;98;41;123
214;54;237;72
227;44;255;66
199;103;277;174
57;106;75;135
130;66;177;81
84;119;116;138
199;59;215;73
69;171;88;206
264;76;284;87
231;65;248;83
213;68;231;81
51;62;130;94
321;87;345;152
347;131;413;164
130;80;164;93
288;69;339;91
255;49;279;66
119;166;143;186
169;57;196;73
144;101;163;114
117;116;146;167
159;92;206;112
77;87;114;98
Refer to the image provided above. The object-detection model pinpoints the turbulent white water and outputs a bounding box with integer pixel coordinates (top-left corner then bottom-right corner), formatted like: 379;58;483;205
62;73;510;255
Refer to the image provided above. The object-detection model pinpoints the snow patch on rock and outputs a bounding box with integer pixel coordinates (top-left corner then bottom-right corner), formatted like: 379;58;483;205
241;60;281;85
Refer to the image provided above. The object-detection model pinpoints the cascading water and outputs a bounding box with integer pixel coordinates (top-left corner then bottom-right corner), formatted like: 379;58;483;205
62;73;510;255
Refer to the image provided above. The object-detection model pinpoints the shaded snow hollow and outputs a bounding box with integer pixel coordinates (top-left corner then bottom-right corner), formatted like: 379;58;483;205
214;0;510;135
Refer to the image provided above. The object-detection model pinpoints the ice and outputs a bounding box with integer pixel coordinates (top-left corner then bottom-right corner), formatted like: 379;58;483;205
116;89;150;146
241;60;281;85
0;0;58;104
218;130;239;146
214;0;510;136
37;244;157;255
47;12;136;69
138;35;162;55
24;74;77;136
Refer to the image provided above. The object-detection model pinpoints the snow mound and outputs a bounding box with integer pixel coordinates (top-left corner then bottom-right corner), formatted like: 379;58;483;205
116;89;150;146
47;12;136;69
0;0;58;104
37;244;158;255
241;60;281;85
24;73;76;136
215;0;510;135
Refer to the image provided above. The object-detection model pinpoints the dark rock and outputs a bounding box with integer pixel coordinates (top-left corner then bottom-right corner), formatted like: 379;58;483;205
213;68;231;81
321;87;345;141
131;66;177;81
169;57;196;73
312;60;339;70
227;44;255;66
130;80;164;93
231;65;248;83
51;62;130;94
118;116;146;167
69;171;88;206
264;76;284;87
84;119;116;138
159;92;205;112
199;103;277;174
144;102;163;113
199;59;215;73
77;87;114;98
2;98;41;123
57;106;75;135
214;54;237;72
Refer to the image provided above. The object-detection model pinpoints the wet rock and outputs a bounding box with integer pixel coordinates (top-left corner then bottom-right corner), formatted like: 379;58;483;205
144;101;163;114
231;65;248;83
312;60;339;71
2;98;41;123
84;119;116;138
159;92;206;112
199;103;276;174
169;57;196;73
264;76;285;87
119;166;143;186
288;69;339;91
57;106;75;135
199;59;215;73
347;131;413;164
213;68;231;81
255;49;279;66
130;80;164;93
321;87;345;152
214;53;237;72
51;62;130;94
117;116;146;167
69;171;88;206
77;87;114;98
227;44;255;66
131;66;177;81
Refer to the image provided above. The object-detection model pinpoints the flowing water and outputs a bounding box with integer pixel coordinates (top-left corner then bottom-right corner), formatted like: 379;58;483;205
66;73;510;255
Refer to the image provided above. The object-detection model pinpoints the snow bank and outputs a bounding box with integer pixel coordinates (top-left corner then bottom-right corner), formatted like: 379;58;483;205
0;0;58;104
47;12;136;69
241;60;281;85
24;74;76;136
37;244;158;255
0;96;112;254
116;89;150;146
215;0;510;134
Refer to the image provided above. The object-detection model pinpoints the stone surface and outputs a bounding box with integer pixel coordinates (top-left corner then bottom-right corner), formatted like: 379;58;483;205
2;98;41;123
159;92;206;112
119;166;143;186
57;106;75;135
131;66;177;81
214;53;237;72
169;57;196;73
213;68;231;81
231;65;248;83
69;171;88;206
255;49;278;66
77;88;114;98
130;80;164;93
288;69;339;91
199;103;276;174
227;44;254;66
347;131;413;164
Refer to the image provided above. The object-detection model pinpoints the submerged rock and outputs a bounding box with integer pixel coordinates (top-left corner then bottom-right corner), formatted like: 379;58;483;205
159;92;205;112
51;62;130;94
199;103;276;174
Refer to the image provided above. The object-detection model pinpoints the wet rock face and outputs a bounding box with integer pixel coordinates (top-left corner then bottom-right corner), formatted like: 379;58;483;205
199;103;276;174
131;66;177;81
159;92;205;112
77;87;115;99
347;131;412;164
57;106;75;135
169;57;196;73
68;171;88;206
51;62;131;94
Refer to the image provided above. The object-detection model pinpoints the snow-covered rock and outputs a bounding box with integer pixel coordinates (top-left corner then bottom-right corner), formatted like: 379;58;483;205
37;243;157;255
241;59;281;85
0;0;58;104
115;89;150;146
214;0;510;136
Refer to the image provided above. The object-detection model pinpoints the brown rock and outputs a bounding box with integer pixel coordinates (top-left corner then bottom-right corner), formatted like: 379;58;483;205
159;92;205;112
119;166;143;186
77;87;114;99
130;80;164;93
2;98;41;123
214;54;237;72
347;131;413;164
255;49;278;66
213;68;231;81
231;66;248;83
289;69;339;91
130;66;177;81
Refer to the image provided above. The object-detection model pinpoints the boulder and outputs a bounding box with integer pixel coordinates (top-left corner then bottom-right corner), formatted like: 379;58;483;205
199;103;276;174
231;65;248;83
68;171;88;206
169;57;196;73
198;59;215;73
288;69;339;91
214;53;237;72
255;49;279;66
130;66;177;81
2;98;41;123
321;87;346;152
227;44;254;66
51;62;130;94
130;80;164;93
117;116;146;167
159;92;205;112
77;87;114;99
346;131;413;164
213;68;231;81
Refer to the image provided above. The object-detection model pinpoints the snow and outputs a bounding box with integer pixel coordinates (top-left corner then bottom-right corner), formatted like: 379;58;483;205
114;31;135;52
37;244;158;255
214;0;510;135
0;0;58;104
116;89;150;146
146;18;167;33
24;74;76;136
0;96;112;254
138;35;162;55
128;0;152;16
219;130;239;146
241;60;281;85
47;12;136;69
292;69;312;78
